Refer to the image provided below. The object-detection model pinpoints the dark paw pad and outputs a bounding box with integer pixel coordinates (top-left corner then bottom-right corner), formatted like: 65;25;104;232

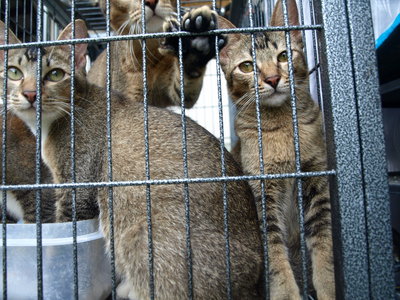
161;6;226;71
181;6;226;59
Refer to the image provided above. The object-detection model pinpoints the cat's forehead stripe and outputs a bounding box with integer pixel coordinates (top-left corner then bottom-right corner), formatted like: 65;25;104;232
255;33;269;50
24;47;47;62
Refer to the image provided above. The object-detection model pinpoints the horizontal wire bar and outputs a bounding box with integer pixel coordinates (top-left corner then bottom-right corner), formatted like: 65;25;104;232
0;170;336;191
0;24;323;50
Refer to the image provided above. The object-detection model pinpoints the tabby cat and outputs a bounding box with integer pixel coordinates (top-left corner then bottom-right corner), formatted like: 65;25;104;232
220;0;335;299
88;1;224;108
2;20;263;299
0;68;55;223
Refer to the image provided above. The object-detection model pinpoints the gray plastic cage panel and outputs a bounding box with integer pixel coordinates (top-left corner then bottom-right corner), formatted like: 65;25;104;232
316;0;394;299
345;1;394;299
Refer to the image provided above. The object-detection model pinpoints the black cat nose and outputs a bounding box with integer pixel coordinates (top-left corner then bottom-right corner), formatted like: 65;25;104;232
145;0;158;11
265;75;281;89
23;90;37;104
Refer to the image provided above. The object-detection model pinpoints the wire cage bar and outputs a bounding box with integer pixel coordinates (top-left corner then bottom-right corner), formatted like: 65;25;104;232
0;0;396;299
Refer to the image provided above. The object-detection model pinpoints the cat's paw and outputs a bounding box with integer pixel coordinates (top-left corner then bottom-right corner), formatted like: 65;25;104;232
181;6;226;58
160;6;226;78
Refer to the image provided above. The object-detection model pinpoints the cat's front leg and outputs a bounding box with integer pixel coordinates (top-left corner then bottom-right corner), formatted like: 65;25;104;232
160;6;226;108
254;179;302;300
303;176;335;300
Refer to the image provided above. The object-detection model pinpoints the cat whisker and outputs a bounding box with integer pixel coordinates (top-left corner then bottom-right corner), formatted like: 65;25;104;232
118;20;131;36
127;25;140;67
235;92;256;117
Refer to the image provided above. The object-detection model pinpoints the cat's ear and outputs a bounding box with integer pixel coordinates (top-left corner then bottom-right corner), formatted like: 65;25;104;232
0;21;21;61
271;0;302;43
218;16;240;68
57;19;88;69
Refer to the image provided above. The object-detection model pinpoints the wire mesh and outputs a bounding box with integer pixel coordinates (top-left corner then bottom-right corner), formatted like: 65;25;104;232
0;0;395;299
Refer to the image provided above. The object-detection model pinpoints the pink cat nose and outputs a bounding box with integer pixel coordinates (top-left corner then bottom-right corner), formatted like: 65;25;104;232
265;75;281;89
145;0;158;11
23;90;37;104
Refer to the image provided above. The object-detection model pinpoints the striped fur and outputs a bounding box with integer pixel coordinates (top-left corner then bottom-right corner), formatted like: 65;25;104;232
5;20;263;300
220;1;335;299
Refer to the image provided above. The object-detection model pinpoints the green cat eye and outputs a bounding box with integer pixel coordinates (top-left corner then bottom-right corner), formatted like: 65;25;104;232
238;61;254;73
7;67;23;81
277;51;288;62
46;68;65;82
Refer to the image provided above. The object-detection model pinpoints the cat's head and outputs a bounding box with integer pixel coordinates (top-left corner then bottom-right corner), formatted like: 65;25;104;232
0;20;88;133
102;0;177;34
220;0;308;109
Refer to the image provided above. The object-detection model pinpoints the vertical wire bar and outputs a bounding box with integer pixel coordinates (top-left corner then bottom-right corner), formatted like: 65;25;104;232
344;0;395;297
140;1;155;298
29;0;33;41
175;0;194;297
1;1;10;298
15;0;18;37
69;1;79;299
22;0;26;42
104;0;117;299
247;0;269;298
280;0;308;296
211;1;232;298
35;0;44;298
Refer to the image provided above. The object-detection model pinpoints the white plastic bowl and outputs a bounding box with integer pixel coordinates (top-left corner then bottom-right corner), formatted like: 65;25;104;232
0;218;111;299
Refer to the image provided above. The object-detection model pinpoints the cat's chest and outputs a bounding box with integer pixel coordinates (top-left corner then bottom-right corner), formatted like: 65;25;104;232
237;115;319;171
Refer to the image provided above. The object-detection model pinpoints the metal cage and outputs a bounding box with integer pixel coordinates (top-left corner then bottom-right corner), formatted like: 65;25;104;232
0;0;395;299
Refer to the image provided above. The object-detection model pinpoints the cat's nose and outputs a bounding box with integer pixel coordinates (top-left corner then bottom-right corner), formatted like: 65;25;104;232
264;75;281;89
145;0;158;11
22;90;37;104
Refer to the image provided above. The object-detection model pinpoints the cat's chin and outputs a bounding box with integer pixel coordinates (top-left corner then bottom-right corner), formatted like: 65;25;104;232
146;15;165;33
13;108;60;137
261;92;289;107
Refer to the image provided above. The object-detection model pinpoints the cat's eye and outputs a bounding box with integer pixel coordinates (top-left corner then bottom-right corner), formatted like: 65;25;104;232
277;51;288;62
238;61;254;73
46;68;65;82
7;67;23;81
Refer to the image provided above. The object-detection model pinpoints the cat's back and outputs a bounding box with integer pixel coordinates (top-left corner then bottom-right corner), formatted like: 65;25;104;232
109;90;259;239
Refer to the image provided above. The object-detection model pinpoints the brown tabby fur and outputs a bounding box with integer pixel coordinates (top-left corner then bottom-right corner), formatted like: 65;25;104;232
220;1;335;299
3;20;263;299
88;0;214;108
0;114;55;223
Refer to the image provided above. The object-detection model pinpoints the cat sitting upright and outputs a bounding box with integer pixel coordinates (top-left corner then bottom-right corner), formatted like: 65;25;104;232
0;32;55;222
2;20;263;299
88;0;225;108
220;0;335;299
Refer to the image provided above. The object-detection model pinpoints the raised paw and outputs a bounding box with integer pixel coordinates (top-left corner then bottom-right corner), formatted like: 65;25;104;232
182;6;226;61
160;6;226;77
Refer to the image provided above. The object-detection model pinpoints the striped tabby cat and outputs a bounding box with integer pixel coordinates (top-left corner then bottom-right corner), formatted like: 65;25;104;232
88;0;224;108
220;1;335;299
3;20;263;299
